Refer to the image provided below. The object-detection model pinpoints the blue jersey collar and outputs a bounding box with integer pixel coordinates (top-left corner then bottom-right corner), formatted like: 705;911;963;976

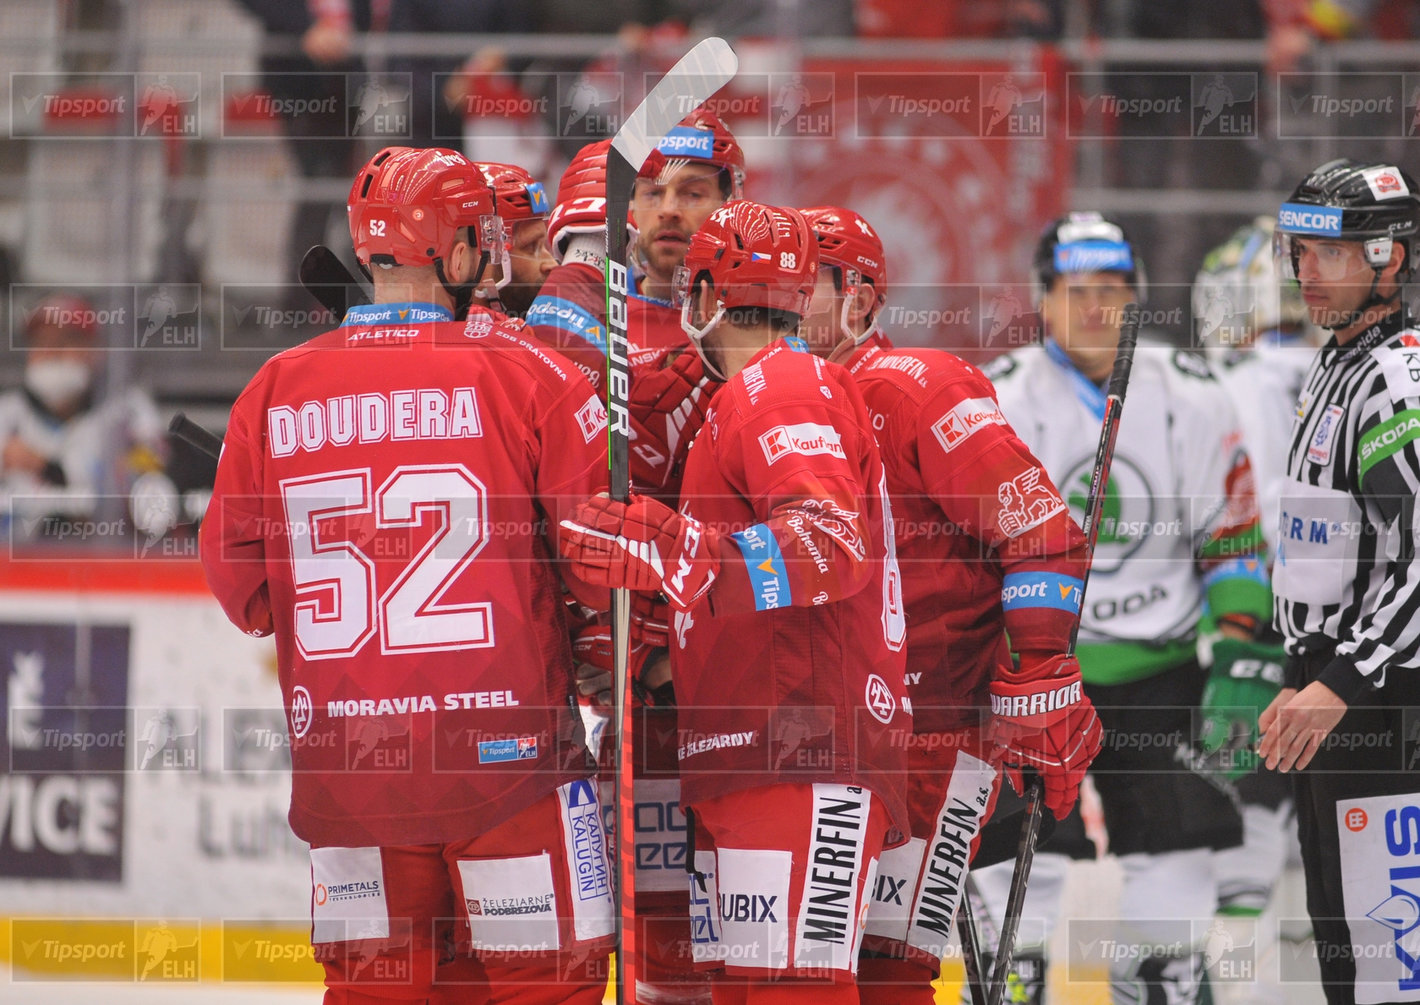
1044;337;1107;421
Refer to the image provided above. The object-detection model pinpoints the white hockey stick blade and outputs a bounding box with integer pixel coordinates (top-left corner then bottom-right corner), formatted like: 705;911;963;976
610;36;738;172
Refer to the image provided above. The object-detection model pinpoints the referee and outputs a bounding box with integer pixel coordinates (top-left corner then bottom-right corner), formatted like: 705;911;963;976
1261;159;1420;1005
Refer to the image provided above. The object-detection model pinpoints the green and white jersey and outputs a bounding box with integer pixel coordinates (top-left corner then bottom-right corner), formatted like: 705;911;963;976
985;336;1270;685
1218;338;1319;554
1275;312;1420;699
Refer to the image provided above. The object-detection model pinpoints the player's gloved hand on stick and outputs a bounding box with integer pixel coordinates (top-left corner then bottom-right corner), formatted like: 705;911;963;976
632;591;671;649
988;653;1103;819
1198;637;1285;779
559;493;720;610
571;622;660;707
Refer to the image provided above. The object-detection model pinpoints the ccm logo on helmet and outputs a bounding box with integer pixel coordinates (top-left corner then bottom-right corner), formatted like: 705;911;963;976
990;680;1082;718
1278;203;1343;236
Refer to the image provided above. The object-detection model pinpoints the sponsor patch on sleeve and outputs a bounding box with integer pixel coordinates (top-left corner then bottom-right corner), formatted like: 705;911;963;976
575;394;609;443
731;523;792;611
1358;408;1420;486
1000;572;1084;613
758;422;845;465
930;396;1008;454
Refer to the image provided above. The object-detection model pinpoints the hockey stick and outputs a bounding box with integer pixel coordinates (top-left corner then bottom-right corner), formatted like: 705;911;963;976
958;886;991;1005
603;36;738;1004
168;412;223;460
298;244;370;318
957;795;1060;1005
986;304;1140;1005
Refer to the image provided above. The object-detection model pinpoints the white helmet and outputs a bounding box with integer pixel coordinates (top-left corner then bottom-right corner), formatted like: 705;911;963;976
1192;216;1311;351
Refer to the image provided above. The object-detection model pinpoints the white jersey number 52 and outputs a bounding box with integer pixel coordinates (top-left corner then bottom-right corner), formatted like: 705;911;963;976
281;464;493;659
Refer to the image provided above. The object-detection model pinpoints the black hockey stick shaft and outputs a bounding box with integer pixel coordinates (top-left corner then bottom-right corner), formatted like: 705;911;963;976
987;304;1140;1005
603;37;738;1004
958;888;991;1005
299;244;370;318
168;412;223;460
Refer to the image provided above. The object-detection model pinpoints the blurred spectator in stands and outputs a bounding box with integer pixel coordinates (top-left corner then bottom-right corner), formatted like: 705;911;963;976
0;295;175;547
676;0;854;36
233;0;372;300
387;0;533;148
857;0;1061;37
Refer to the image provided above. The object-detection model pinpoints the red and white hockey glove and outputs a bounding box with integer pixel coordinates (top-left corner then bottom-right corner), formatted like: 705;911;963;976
631;590;672;649
988;653;1103;820
629;349;715;493
559;493;721;610
571;622;657;708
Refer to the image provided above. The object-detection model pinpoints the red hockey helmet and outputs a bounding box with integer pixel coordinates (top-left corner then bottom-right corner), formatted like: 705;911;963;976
638;108;745;200
547;139;612;260
475;161;550;223
801;205;888;307
348;146;502;270
679;201;818;330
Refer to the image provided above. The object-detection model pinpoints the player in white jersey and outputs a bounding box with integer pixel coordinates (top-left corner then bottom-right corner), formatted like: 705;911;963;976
977;213;1270;1005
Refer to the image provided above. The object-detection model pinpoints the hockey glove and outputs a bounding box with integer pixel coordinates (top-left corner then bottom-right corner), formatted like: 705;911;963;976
559;493;720;610
632;591;672;650
571;622;660;708
629;349;715;493
988;654;1103;820
1198;637;1285;779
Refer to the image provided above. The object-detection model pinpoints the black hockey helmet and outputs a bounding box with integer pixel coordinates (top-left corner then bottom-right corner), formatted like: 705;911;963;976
1030;211;1146;307
1277;159;1420;278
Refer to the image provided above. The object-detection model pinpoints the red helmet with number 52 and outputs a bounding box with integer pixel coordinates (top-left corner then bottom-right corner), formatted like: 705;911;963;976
348;146;501;269
679;201;818;324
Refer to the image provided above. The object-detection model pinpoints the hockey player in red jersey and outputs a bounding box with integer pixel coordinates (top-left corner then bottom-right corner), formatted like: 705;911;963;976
201;146;615;1004
527;112;742;495
797;205;1101;1004
473;161;555;317
528;114;746;1005
560;201;910;1003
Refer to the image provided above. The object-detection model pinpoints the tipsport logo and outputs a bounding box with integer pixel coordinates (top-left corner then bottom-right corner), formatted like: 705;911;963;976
11;73;199;138
12;283;201;350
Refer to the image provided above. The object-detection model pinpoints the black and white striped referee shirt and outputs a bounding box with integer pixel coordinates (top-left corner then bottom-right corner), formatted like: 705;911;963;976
1274;311;1420;700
